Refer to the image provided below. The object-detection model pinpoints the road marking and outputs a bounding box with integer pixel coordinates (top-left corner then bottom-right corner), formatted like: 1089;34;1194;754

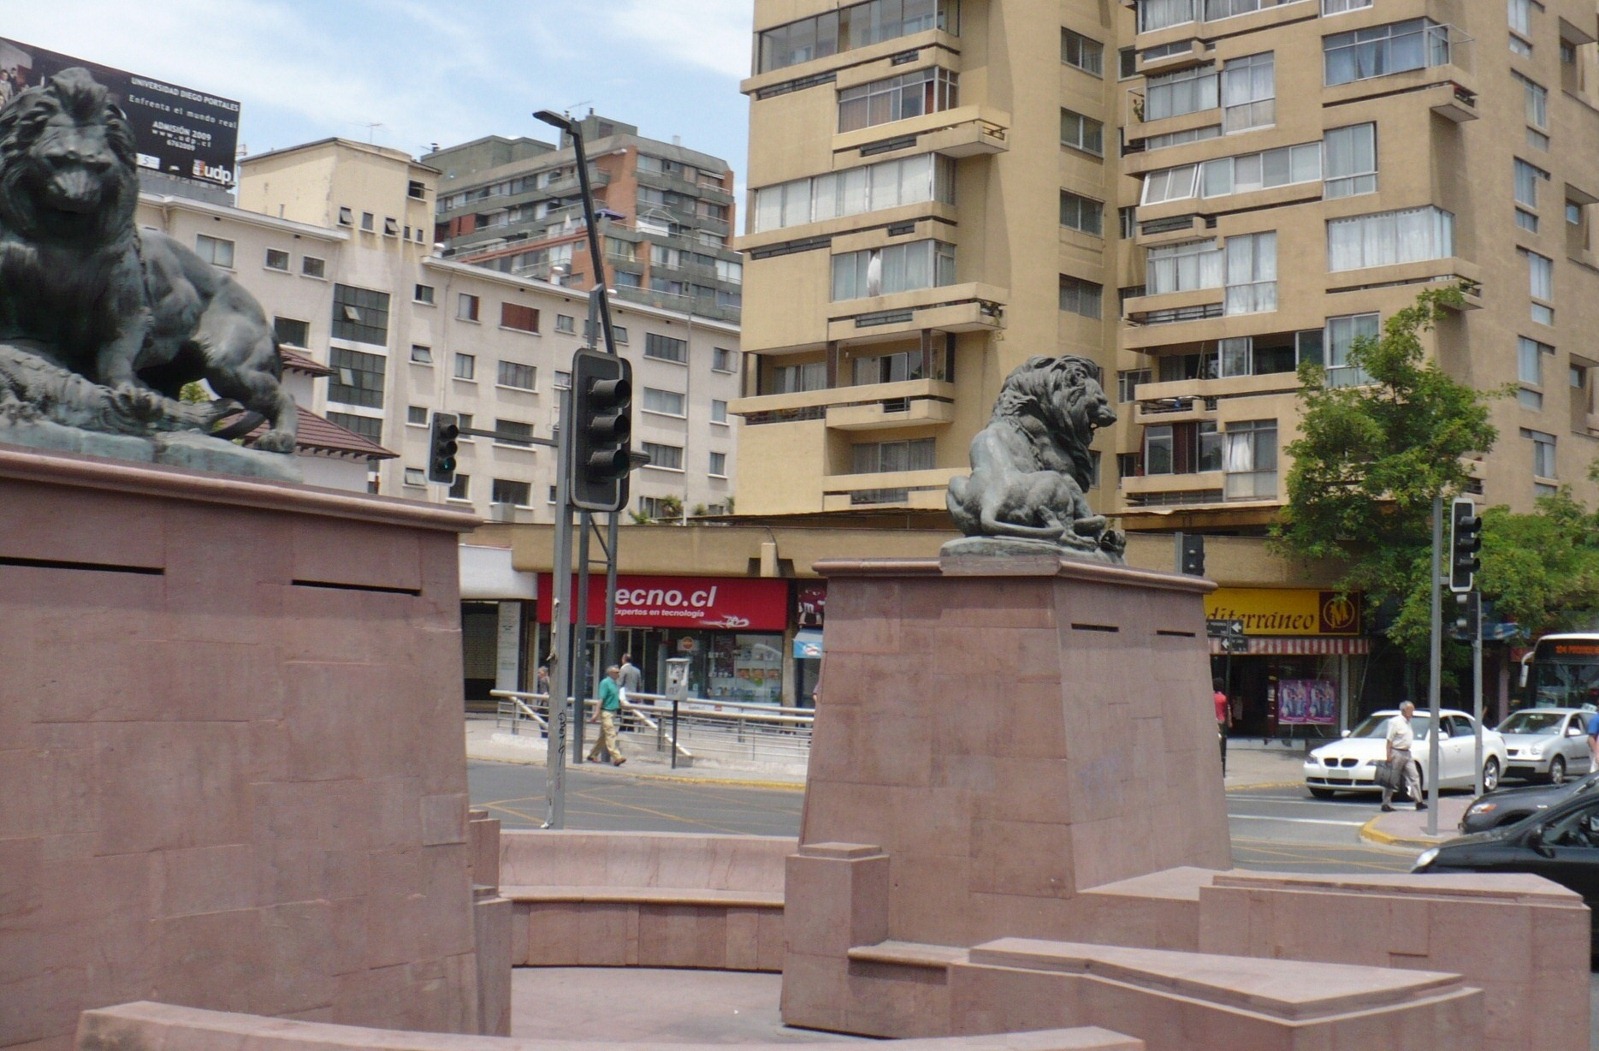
1228;814;1368;827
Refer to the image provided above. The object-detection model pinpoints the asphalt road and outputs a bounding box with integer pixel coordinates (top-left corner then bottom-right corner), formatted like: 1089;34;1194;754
467;760;1421;872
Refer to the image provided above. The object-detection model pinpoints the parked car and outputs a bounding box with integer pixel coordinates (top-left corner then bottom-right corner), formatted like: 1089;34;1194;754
1303;708;1507;799
1414;791;1599;953
1496;707;1594;784
1459;771;1599;833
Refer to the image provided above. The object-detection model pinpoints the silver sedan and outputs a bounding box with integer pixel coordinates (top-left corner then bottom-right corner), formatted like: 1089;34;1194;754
1497;707;1594;784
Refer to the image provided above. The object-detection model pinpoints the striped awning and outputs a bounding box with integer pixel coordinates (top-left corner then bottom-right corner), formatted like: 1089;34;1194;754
1210;636;1369;656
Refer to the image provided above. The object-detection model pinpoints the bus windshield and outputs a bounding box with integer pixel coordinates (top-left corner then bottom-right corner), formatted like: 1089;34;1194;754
1527;636;1599;709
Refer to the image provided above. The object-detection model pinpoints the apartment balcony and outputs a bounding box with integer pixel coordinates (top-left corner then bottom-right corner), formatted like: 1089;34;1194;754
1323;257;1483;306
827;282;1007;342
1130;392;1217;426
732;378;956;427
834;105;1011;162
1121;471;1226;503
1131;372;1302;419
820;467;960;512
1320;24;1477;112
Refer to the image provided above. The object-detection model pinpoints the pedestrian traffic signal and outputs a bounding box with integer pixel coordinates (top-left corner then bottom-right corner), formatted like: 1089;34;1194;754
1448;497;1481;593
427;412;460;485
569;348;633;512
1178;532;1205;576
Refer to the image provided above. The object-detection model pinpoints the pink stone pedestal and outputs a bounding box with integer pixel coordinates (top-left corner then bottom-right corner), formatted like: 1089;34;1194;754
783;552;1230;1036
0;446;501;1050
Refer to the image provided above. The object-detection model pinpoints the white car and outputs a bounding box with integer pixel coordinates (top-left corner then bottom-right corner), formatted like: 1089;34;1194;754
1303;708;1507;799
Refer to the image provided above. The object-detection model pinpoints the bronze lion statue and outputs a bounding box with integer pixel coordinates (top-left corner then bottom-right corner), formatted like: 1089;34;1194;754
947;354;1124;557
0;68;296;452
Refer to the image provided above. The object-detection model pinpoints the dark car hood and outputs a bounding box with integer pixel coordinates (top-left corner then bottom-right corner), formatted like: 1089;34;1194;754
1470;782;1575;812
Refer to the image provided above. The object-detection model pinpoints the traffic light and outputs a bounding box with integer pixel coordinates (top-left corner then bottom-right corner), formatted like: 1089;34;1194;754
1178;532;1205;576
1452;591;1480;638
427;412;460;485
1448;497;1481;593
569;348;633;512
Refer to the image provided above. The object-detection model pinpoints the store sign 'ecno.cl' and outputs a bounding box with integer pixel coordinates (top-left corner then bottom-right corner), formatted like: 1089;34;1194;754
537;574;790;632
1204;589;1362;637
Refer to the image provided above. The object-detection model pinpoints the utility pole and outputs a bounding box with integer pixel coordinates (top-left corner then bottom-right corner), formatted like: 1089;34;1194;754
1426;495;1441;836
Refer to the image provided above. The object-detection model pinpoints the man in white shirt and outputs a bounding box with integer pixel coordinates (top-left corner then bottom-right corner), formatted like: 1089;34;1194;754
1382;701;1426;813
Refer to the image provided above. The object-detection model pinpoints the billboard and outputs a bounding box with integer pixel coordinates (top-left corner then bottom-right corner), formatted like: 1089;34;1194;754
0;37;239;189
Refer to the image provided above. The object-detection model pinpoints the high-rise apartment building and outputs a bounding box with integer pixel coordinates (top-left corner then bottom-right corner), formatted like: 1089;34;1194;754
426;114;744;324
735;0;1599;534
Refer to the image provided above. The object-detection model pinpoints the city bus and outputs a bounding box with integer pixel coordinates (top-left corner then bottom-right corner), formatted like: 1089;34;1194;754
1520;634;1599;710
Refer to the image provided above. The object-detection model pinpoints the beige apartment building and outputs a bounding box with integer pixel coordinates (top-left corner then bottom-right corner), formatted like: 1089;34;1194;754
735;0;1599;533
161;137;742;525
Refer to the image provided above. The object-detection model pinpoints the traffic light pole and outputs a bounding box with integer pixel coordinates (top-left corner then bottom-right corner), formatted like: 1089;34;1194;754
1426;494;1441;836
545;383;574;829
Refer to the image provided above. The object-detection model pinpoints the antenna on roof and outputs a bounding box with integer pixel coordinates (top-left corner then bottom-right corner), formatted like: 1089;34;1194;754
349;121;384;143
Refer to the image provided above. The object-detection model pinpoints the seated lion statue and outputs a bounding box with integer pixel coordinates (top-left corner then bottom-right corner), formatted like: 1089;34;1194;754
947;354;1124;556
0;67;296;452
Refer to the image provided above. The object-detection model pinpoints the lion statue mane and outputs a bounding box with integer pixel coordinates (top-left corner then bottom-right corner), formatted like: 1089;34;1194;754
0;67;296;453
946;354;1124;557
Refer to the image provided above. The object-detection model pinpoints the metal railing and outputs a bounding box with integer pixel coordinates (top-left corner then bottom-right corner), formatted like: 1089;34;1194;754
491;690;815;769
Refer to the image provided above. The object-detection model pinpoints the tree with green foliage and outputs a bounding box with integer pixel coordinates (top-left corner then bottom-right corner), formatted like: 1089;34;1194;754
1272;286;1499;659
1478;489;1599;639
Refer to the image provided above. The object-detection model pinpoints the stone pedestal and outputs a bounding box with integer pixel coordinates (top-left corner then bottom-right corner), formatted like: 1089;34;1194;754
0;445;492;1049
783;553;1229;1035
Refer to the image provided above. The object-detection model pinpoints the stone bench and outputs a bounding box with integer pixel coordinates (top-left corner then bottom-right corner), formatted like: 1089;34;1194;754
499;830;792;971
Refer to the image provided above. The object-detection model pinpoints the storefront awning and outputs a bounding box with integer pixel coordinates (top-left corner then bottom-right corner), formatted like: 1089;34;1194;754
1210;636;1369;656
793;629;823;659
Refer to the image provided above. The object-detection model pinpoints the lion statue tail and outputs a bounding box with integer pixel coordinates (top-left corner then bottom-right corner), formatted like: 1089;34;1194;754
946;476;978;535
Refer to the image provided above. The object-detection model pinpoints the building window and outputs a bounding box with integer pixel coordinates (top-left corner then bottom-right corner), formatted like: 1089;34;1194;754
501;302;539;333
1139;0;1198;33
337;207;353;227
1119;47;1138;79
359;211;374;232
1224;420;1277;500
1518;337;1552;410
709;451;727;477
1060;191;1103;236
553;370;571;389
752;154;955;233
331;284;390;345
1324;19;1450;86
1062;28;1104;75
1515;71;1550;149
408;179;426;200
1323;123;1377;197
1140;163;1200;206
301;256;326;279
492;479;532;506
326;411;382;442
1524;249;1554;324
273;317;310;348
643;387;686;416
773;361;827;394
756;0;958;73
645;333;689;363
1327;207;1454;272
711;399;729;424
1522;428;1557;479
410;344;433;364
1145;65;1219;122
1323;0;1372;13
264;248;289;271
1224;232;1276;315
1117;369;1151;403
1192;141;1322;201
406;406;428;426
414;284;435;304
457;293;480;322
1220;53;1274;133
1325;312;1379;388
1515;159;1549;212
454;353;476;380
642;441;684;470
1143;421;1221;476
555;314;575;334
404;467;426;487
831;240;956;300
498;361;536;390
853;437;935;473
712;347;736;372
838;67;959;133
1058;275;1103;319
448;475;469;501
1060;108;1104;156
1147;239;1223;294
328;347;385;409
494;420;534;448
194;234;234;269
1216;333;1320;378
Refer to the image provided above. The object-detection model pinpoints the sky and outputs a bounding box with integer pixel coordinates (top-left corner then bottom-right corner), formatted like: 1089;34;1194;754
4;1;755;185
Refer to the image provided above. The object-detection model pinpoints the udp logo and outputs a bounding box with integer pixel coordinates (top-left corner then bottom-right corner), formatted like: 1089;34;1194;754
1318;593;1360;634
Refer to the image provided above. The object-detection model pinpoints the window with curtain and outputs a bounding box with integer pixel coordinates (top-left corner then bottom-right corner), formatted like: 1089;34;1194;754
773;361;828;393
1146;239;1223;294
1524;249;1554;323
1139;0;1199;32
1223;420;1278;499
1323;0;1372;12
852;437;936;473
1200;141;1320;198
1326;207;1453;272
1523;428;1556;478
1325;313;1379;387
1509;0;1534;38
1221;53;1274;132
1145;65;1219;122
1142;421;1221;475
1324;19;1449;86
1515;159;1549;207
831;240;957;300
837;67;959;133
1515;72;1549;129
1323;123;1376;197
1518;336;1552;391
1224;232;1276;314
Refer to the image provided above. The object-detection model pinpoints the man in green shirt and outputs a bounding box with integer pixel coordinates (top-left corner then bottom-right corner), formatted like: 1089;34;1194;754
586;665;626;766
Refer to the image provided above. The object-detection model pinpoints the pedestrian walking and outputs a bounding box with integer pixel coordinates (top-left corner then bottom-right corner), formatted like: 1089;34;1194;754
587;665;626;766
1382;701;1425;812
1213;678;1232;773
619;653;642;698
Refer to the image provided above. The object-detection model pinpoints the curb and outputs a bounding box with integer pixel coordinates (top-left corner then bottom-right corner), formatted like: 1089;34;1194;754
467;748;808;792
